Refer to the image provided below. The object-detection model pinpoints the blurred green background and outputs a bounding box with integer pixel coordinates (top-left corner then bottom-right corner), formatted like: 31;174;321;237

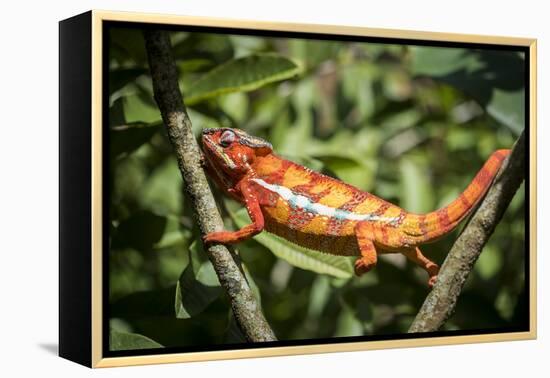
107;26;526;351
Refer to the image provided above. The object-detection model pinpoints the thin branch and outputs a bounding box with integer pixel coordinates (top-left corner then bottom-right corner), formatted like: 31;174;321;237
143;29;276;342
409;131;526;333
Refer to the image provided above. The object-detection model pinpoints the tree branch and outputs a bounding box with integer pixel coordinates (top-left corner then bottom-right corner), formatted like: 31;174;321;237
409;131;526;333
143;30;276;342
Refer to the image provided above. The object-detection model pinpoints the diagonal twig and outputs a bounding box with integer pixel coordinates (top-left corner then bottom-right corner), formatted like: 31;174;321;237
143;29;276;342
409;131;526;332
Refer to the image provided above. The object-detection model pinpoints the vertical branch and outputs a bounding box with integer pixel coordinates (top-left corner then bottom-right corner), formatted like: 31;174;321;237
409;131;526;332
143;29;276;342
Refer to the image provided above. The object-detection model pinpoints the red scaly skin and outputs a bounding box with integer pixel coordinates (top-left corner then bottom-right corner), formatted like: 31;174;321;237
201;128;510;287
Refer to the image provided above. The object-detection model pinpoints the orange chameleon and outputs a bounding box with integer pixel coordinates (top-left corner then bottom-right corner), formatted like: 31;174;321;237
201;127;510;287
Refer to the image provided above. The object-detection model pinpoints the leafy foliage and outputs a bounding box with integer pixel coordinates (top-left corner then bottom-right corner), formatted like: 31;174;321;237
185;54;301;104
175;242;223;319
107;27;526;350
410;47;525;133
110;330;163;351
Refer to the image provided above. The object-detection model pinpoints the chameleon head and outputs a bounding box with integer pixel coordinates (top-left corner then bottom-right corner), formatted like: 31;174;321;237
201;127;273;184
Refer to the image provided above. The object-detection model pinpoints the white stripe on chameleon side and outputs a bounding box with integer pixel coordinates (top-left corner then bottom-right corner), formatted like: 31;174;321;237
251;178;400;223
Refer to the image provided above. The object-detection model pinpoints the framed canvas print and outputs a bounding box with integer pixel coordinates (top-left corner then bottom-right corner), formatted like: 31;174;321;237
59;10;537;368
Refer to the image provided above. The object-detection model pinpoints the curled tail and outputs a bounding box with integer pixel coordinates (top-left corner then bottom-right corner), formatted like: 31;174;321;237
403;149;510;243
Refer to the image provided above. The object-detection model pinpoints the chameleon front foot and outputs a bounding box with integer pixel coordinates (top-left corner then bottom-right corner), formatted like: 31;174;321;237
354;235;378;276
203;231;240;245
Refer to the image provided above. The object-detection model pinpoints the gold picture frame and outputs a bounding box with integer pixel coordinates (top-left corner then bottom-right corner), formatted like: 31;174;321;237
59;9;537;368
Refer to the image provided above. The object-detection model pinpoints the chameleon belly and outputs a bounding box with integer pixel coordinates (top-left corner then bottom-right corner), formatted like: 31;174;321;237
263;213;360;256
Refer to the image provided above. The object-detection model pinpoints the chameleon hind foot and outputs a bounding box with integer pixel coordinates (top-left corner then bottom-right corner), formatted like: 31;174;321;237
402;247;439;288
428;274;438;288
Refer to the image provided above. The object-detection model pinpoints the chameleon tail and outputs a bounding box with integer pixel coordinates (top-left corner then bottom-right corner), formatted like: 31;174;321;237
404;149;510;244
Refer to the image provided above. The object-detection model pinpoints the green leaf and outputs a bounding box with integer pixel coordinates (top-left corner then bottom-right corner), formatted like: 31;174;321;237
110;122;161;159
229;35;268;57
242;264;262;303
410;47;525;133
307;276;331;319
154;215;189;249
109;98;126;127
110;287;176;317
399;158;434;213
177;59;213;73
476;244;503;280
341;63;376;121
334;305;364;337
281;155;325;173
224;314;247;344
109;330;163;351
288;39;341;70
411;47;484;77
315;154;376;191
231;208;354;279
175;242;222;319
123;92;162;124
219;92;248;124
139;158;184;216
109;68;147;95
185;54;301;104
171;33;234;66
109;28;148;64
486;88;525;134
112;211;167;251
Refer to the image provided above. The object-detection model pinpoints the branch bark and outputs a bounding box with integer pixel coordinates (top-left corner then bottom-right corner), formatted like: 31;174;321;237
409;131;526;333
143;30;276;342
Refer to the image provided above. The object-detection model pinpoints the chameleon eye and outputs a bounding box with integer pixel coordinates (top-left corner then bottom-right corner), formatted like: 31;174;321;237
219;130;236;147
